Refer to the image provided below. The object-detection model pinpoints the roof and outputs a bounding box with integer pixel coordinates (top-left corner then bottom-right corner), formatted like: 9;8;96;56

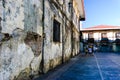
81;25;120;31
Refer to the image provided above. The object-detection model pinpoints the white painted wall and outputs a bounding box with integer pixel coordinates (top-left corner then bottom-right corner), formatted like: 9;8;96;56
82;31;118;41
107;32;114;40
93;33;99;41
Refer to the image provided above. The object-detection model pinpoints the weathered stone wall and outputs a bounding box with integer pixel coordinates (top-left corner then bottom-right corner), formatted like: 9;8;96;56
63;0;72;61
43;0;63;73
0;0;43;80
1;0;24;34
71;0;81;56
24;0;43;35
0;29;42;80
43;0;77;72
63;22;72;61
0;0;43;35
72;27;80;56
0;0;85;79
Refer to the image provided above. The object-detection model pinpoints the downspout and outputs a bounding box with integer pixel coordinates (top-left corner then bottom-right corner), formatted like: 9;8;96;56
62;0;65;64
71;0;73;57
78;18;80;54
41;0;45;74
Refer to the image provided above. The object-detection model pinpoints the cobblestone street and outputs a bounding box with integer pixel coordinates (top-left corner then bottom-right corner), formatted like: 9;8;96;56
35;52;120;80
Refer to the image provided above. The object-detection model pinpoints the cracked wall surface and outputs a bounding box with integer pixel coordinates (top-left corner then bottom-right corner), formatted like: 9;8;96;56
1;0;24;34
0;0;85;79
43;0;63;72
0;0;43;80
0;29;42;80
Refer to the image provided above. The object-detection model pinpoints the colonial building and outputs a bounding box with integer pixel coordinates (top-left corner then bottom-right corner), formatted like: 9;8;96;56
0;0;85;80
81;25;120;42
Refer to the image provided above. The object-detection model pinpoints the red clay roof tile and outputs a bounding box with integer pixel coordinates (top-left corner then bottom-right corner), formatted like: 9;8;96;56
82;25;120;31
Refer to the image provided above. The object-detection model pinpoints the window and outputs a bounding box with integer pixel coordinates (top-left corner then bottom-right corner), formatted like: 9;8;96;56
88;33;94;43
53;19;60;42
68;2;72;13
101;33;107;38
88;33;93;38
116;32;120;39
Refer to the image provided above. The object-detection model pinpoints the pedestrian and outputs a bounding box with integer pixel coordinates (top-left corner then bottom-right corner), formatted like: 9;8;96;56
85;44;88;55
88;43;94;56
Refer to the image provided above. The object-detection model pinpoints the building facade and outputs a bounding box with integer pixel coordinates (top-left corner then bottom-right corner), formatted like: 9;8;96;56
82;25;120;42
0;0;85;80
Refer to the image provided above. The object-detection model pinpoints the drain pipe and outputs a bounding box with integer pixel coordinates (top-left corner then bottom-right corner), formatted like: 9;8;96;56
62;0;65;64
70;0;73;58
41;0;45;74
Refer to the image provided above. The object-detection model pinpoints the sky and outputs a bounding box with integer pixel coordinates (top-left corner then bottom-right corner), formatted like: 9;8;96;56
82;0;120;29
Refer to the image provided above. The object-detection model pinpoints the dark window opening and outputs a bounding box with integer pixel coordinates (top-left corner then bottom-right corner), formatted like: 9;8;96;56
101;33;107;38
100;38;109;46
80;31;83;42
88;33;93;38
68;2;72;13
53;19;60;42
87;38;94;43
116;32;120;39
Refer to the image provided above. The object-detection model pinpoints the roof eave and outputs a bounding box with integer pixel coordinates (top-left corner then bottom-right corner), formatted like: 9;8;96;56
79;16;85;21
79;0;85;21
81;28;120;31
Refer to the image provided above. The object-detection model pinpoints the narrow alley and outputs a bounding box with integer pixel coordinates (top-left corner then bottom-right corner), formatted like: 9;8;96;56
35;52;120;80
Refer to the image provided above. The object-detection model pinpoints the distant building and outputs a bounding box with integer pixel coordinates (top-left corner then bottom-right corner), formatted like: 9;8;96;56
81;25;120;42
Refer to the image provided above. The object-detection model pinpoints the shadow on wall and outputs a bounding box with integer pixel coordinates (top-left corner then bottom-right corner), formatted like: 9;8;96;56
112;39;120;52
99;38;110;52
0;17;2;32
92;38;120;52
82;38;120;52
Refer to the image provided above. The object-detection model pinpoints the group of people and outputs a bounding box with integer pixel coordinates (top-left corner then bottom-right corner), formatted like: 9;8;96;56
83;38;95;56
84;43;94;56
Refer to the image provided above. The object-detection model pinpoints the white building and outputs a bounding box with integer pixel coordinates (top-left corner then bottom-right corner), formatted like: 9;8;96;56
81;25;120;42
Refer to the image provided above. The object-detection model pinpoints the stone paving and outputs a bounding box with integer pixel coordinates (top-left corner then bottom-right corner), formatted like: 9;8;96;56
34;52;120;80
